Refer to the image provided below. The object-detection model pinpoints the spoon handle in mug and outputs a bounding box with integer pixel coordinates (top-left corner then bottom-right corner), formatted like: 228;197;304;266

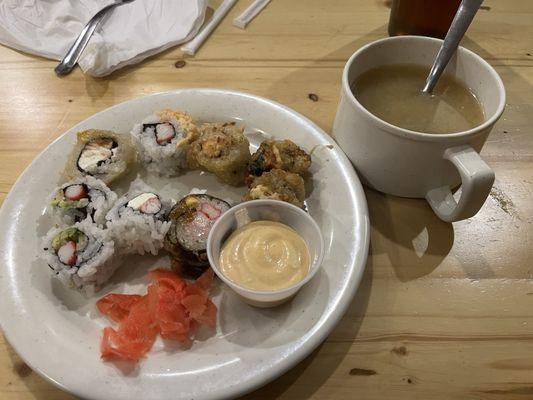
422;0;483;94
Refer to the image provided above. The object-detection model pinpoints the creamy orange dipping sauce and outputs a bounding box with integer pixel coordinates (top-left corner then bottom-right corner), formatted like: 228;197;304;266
219;221;310;291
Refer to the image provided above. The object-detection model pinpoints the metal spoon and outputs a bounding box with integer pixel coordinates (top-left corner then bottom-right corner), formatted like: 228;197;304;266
422;0;483;94
54;0;135;76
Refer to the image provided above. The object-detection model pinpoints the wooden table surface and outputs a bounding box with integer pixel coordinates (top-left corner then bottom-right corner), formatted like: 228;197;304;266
1;0;532;399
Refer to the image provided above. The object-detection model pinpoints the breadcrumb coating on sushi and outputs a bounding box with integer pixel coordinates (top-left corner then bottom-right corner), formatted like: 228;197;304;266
187;122;251;186
155;109;199;148
248;139;311;177
244;168;306;208
64;129;136;186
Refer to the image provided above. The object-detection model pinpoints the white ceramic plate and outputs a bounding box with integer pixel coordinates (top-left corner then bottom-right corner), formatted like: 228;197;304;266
0;89;369;400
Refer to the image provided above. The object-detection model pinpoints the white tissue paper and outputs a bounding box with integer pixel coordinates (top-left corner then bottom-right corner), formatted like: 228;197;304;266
0;0;207;76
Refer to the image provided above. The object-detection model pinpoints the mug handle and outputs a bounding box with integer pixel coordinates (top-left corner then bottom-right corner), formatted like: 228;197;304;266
425;145;495;222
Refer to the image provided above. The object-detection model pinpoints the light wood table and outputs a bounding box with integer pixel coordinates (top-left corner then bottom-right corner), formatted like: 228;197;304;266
1;1;532;399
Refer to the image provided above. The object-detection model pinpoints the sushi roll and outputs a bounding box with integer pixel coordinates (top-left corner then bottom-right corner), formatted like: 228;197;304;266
41;219;117;296
64;129;136;186
187;122;251;186
248;139;312;177
47;176;117;226
130;109;199;176
165;194;230;279
243;168;306;208
106;181;173;256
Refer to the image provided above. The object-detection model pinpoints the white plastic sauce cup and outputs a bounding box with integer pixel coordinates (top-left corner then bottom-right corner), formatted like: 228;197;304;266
207;199;325;308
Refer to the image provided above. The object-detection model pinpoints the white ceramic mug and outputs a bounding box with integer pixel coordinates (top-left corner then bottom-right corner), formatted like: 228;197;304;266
332;36;505;222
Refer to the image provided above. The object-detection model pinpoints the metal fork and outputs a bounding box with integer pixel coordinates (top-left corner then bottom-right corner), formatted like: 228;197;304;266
54;0;135;76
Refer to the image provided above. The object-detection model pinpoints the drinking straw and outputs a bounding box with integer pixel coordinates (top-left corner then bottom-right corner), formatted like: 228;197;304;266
181;0;238;55
233;0;271;29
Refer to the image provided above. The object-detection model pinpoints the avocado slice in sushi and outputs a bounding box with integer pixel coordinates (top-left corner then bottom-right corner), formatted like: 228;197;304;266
41;219;118;295
164;194;230;279
51;185;90;209
52;227;87;251
48;176;118;226
51;227;88;266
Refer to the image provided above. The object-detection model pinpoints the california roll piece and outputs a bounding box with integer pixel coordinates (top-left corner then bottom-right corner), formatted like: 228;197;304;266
248;139;311;177
187;122;251;186
165;194;230;279
41;219;117;296
47;176;117;226
106;183;172;256
64;129;136;186
131;109;199;176
244;168;306;208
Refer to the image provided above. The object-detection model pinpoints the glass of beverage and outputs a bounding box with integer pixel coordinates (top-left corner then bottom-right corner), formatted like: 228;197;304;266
388;0;462;39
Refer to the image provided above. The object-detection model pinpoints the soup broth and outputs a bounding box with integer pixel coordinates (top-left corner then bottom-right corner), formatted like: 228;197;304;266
351;64;484;134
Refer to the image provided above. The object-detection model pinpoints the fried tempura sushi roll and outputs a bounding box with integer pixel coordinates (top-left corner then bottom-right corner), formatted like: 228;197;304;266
41;219;117;296
131;109;199;176
64;129;136;186
248;139;311;177
47;176;117;227
243;168;306;208
165;194;230;279
187;122;251;186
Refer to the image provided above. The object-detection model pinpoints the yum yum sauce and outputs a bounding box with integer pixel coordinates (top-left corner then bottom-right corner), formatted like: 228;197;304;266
219;221;310;291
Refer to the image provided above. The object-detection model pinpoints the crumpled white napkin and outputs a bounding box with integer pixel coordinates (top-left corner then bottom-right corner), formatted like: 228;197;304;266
0;0;207;76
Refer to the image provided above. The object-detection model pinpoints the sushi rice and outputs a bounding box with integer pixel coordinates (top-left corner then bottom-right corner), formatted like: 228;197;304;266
130;109;198;176
47;176;117;227
105;179;173;256
41;218;117;296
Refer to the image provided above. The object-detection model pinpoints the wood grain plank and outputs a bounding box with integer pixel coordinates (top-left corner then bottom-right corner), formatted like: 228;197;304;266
1;0;533;399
